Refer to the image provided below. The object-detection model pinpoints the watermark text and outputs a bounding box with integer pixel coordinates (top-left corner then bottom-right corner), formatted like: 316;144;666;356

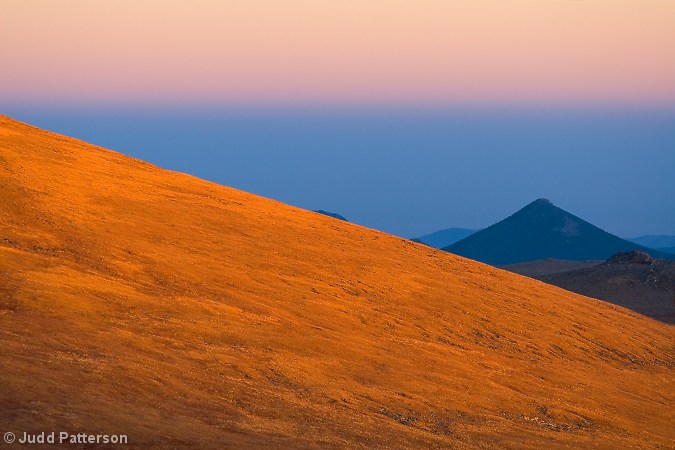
3;431;128;445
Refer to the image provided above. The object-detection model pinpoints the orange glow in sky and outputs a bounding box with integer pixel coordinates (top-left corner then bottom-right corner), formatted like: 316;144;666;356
2;0;675;106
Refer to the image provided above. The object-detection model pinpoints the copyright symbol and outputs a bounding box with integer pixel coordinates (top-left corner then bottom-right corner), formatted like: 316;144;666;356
3;432;15;444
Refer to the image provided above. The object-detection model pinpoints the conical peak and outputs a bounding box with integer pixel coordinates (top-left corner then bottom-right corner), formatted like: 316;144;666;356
530;198;552;207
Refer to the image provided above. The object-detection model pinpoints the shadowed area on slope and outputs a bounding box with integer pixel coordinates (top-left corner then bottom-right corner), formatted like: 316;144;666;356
532;251;675;324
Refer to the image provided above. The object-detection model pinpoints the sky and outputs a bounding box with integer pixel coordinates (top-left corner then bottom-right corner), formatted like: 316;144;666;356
3;0;675;107
2;1;675;237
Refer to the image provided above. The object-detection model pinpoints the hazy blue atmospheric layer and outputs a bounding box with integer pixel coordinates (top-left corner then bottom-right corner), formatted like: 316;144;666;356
6;107;675;238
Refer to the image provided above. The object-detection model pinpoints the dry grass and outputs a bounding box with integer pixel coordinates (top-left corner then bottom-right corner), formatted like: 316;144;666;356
0;115;673;449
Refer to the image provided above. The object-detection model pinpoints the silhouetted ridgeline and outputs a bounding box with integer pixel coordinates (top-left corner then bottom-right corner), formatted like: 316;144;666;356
314;210;348;221
414;227;478;249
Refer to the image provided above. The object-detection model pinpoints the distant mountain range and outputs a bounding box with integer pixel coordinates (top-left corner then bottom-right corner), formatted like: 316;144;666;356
442;198;674;265
413;227;478;248
626;235;675;254
314;210;348;221
504;259;602;277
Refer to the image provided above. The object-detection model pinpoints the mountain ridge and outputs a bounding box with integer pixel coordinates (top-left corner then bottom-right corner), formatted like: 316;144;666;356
314;209;348;221
443;198;673;265
414;227;478;249
626;235;675;254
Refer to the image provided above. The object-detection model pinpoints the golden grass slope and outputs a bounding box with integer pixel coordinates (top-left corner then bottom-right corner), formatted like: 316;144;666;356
0;115;673;449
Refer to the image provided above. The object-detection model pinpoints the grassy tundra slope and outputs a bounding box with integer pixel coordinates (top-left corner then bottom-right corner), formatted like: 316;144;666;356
0;116;673;449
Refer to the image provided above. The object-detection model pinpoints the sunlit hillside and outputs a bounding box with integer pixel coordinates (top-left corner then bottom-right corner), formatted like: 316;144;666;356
1;116;673;449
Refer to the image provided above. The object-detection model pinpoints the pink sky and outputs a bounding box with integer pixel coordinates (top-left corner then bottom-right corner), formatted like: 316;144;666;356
2;0;675;107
